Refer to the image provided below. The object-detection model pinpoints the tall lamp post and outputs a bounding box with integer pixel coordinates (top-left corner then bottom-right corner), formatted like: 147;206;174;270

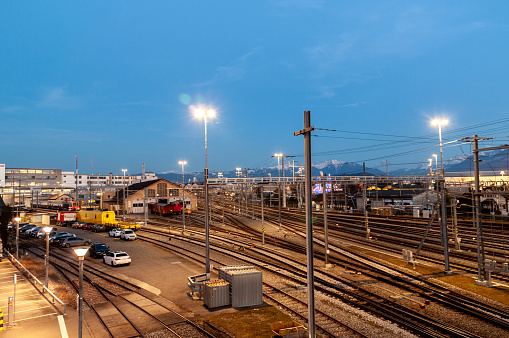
179;161;187;232
433;154;438;173
43;226;53;288
121;169;127;222
432;118;450;273
73;247;89;338
273;153;283;178
14;216;21;260
194;107;216;280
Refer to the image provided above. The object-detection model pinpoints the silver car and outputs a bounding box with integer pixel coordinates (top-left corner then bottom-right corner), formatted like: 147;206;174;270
120;229;137;241
60;237;92;248
109;228;122;237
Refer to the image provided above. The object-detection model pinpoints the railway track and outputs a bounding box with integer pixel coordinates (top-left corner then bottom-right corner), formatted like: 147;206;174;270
20;242;216;338
137;225;509;337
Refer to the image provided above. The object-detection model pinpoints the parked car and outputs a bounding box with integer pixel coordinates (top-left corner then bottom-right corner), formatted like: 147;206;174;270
61;221;75;227
89;243;110;258
50;231;73;240
51;234;76;245
60;237;91;248
19;224;35;233
82;223;95;230
71;222;85;229
120;229;137;241
103;251;131;266
92;224;105;232
108;228;122;237
27;226;43;237
36;227;58;239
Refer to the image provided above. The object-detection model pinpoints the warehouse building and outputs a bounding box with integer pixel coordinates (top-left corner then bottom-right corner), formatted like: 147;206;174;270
105;178;197;214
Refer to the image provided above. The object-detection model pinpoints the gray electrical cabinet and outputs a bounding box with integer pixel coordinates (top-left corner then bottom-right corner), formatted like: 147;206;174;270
203;280;230;308
219;266;263;308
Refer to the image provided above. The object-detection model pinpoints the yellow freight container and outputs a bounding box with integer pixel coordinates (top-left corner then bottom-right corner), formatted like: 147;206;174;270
77;210;117;225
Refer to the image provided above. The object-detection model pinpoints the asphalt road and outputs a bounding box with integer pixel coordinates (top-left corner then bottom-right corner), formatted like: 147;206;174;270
42;225;236;318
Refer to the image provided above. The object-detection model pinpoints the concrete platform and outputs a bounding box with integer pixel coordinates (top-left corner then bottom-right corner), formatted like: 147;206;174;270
0;258;83;338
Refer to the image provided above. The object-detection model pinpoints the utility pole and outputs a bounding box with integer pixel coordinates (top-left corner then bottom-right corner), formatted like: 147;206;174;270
144;188;147;227
452;196;460;250
363;162;369;239
473;135;486;282
294;110;316;338
462;135;509;284
278;182;282;231
75;155;78;206
322;178;330;268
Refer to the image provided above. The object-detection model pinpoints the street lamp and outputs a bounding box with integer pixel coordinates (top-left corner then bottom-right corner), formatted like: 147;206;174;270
428;159;433;175
432;119;448;174
43;226;53;288
274;153;283;179
14;216;21;260
432;154;438;173
432;118;450;273
178;161;187;232
73;247;89;338
121;169;127;222
236;167;242;178
194;106;216;280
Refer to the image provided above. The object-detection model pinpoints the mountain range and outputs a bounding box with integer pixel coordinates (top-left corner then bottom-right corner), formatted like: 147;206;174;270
158;150;509;183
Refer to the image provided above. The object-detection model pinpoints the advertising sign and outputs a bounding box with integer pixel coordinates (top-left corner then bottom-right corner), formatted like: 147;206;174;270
0;164;5;187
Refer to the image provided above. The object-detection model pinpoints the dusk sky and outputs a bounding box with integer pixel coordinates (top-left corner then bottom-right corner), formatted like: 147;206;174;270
2;2;509;175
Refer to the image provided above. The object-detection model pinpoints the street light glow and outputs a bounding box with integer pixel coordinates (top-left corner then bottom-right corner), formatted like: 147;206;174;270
73;247;89;258
193;107;216;119
178;160;187;165
14;217;21;222
43;226;53;233
432;119;448;126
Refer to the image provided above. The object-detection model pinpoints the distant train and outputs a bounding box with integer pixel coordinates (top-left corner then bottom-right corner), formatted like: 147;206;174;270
35;200;80;211
149;201;183;216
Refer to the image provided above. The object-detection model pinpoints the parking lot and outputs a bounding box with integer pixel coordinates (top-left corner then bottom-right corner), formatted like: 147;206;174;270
26;225;229;319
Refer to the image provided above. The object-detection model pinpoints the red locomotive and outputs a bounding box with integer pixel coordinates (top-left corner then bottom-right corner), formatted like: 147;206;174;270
150;201;183;216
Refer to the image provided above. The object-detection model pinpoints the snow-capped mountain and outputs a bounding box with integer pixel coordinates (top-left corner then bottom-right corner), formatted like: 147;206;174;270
157;150;509;183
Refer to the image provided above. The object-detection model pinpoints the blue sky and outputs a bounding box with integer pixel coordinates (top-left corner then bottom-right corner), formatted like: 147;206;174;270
2;1;509;175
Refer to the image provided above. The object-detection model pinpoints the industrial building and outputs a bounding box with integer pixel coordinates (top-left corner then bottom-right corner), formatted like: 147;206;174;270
104;178;198;214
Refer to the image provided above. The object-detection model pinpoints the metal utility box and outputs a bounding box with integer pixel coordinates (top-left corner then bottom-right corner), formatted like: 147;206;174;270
270;321;307;338
203;280;230;308
219;266;263;308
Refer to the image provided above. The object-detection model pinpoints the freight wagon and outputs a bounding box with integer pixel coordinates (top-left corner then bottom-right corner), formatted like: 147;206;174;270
56;211;77;226
77;210;140;230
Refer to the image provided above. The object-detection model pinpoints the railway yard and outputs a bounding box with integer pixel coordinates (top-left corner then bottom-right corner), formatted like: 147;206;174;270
3;198;509;338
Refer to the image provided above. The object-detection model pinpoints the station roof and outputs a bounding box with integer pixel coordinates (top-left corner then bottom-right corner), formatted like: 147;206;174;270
113;178;178;201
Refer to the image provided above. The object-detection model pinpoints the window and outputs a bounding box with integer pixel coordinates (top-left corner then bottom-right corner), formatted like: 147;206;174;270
169;189;179;196
157;183;167;197
147;189;155;197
